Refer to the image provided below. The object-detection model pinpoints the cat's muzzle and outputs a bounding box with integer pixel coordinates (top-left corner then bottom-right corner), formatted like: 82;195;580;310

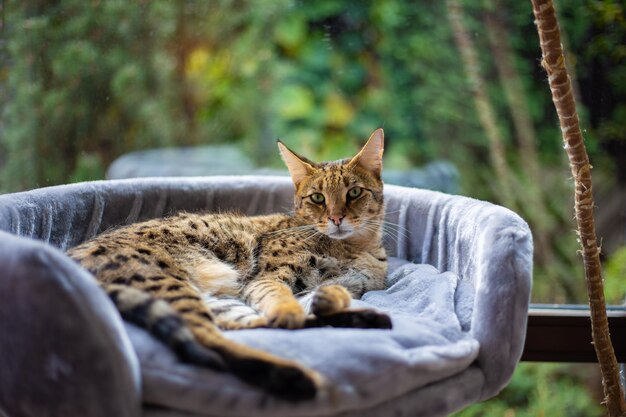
325;220;355;239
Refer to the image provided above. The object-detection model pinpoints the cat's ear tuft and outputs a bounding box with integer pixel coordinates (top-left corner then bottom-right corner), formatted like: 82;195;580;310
277;140;315;186
351;128;384;177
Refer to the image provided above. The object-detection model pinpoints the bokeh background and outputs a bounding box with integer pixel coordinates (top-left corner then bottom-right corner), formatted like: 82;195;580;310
1;1;625;415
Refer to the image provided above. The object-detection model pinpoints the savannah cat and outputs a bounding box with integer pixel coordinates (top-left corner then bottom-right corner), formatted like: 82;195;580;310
67;129;389;401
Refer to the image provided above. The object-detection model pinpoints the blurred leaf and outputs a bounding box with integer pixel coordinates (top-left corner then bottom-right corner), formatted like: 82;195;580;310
69;152;105;183
604;245;626;303
325;91;355;128
272;84;315;120
274;15;307;52
455;363;604;417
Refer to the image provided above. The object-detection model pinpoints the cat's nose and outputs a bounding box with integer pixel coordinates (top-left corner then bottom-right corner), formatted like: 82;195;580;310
328;214;344;226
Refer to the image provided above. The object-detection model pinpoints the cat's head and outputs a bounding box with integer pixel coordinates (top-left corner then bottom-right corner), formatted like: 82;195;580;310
278;129;384;241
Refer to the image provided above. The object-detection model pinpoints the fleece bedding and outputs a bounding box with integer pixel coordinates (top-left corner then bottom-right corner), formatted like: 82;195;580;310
0;176;532;417
128;260;478;416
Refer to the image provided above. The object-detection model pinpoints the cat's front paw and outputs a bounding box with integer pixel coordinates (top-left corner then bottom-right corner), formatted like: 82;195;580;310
266;301;306;329
311;285;351;317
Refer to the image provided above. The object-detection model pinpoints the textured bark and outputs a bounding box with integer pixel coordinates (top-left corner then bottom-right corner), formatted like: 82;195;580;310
553;0;583;106
531;0;626;415
446;0;516;209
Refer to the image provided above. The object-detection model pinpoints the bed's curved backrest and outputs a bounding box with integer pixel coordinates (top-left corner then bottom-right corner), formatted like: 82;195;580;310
0;175;533;399
0;176;529;284
0;177;295;252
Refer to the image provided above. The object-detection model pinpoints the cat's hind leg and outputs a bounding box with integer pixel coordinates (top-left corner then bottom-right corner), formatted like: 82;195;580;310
158;282;321;399
186;310;322;401
112;280;320;401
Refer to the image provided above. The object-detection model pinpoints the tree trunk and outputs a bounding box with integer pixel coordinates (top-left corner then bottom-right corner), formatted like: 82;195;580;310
484;6;540;183
446;0;517;210
531;0;626;415
483;4;557;271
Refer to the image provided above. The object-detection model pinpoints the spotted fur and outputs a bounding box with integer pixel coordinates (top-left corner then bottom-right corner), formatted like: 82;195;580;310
67;129;388;401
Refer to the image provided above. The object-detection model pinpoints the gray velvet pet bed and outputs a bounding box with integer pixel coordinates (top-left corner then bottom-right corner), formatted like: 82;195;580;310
0;176;532;417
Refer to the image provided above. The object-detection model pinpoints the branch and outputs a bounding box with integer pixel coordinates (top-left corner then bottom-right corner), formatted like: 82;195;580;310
446;0;517;210
530;0;626;415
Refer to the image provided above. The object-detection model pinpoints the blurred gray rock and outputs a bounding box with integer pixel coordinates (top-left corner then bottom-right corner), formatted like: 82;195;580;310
107;145;458;193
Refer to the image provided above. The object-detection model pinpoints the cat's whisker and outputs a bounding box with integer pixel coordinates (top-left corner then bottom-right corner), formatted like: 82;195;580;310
266;224;316;237
381;220;410;232
378;221;410;234
380;225;410;241
357;224;394;242
301;229;324;243
360;219;410;241
363;218;411;235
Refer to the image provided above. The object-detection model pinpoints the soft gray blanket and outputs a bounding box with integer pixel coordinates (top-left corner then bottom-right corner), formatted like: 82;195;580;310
129;261;478;416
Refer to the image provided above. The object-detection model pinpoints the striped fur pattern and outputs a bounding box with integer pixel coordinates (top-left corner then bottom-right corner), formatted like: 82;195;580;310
67;129;388;401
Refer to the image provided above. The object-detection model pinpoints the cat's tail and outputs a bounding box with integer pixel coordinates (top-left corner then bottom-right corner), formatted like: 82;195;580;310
104;284;228;370
102;284;320;402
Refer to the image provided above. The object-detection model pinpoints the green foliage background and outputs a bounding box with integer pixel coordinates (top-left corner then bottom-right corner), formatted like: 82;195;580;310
1;0;625;415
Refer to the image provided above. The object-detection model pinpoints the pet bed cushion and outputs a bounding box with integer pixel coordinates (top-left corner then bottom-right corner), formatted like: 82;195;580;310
128;260;478;416
0;176;532;417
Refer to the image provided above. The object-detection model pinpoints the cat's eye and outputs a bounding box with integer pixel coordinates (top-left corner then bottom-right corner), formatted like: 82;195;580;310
310;193;325;204
348;187;362;199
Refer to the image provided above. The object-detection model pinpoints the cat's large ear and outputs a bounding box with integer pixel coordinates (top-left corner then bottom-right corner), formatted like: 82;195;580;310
350;128;384;177
277;140;316;186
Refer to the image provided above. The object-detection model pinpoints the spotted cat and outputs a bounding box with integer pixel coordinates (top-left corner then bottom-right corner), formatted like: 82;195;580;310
67;129;389;401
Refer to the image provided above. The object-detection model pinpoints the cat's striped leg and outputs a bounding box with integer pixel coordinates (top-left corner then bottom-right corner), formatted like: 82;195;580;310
107;280;319;401
152;281;322;399
188;318;323;401
202;295;269;330
243;274;306;329
103;283;228;370
308;285;352;316
304;268;382;316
